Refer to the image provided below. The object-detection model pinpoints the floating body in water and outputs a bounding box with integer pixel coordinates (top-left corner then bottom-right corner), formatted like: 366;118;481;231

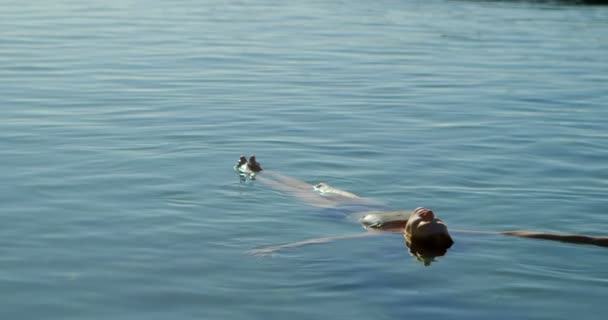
242;156;608;265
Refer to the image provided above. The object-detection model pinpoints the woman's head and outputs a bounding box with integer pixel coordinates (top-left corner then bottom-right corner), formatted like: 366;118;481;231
405;207;453;251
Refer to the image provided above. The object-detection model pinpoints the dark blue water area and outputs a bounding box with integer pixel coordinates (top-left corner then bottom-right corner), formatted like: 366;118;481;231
1;0;608;319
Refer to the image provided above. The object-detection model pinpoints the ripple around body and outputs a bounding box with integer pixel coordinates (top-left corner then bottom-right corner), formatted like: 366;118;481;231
1;1;608;320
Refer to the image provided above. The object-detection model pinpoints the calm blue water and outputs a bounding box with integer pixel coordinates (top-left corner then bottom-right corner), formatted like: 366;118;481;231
2;0;608;319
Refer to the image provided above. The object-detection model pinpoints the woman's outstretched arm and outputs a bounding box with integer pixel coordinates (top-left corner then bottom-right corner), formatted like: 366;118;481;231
453;229;608;248
248;232;383;256
500;230;608;248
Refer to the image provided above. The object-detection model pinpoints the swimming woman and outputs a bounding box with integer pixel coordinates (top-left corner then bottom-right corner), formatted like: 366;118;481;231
237;156;608;264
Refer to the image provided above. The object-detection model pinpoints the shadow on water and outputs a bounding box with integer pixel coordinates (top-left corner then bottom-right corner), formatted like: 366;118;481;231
460;0;608;6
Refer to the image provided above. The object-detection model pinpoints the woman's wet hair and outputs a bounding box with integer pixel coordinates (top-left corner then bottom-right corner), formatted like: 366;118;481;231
408;233;454;250
405;236;452;266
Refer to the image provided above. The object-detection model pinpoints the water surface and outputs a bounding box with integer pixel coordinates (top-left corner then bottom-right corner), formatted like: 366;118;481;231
1;0;607;319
